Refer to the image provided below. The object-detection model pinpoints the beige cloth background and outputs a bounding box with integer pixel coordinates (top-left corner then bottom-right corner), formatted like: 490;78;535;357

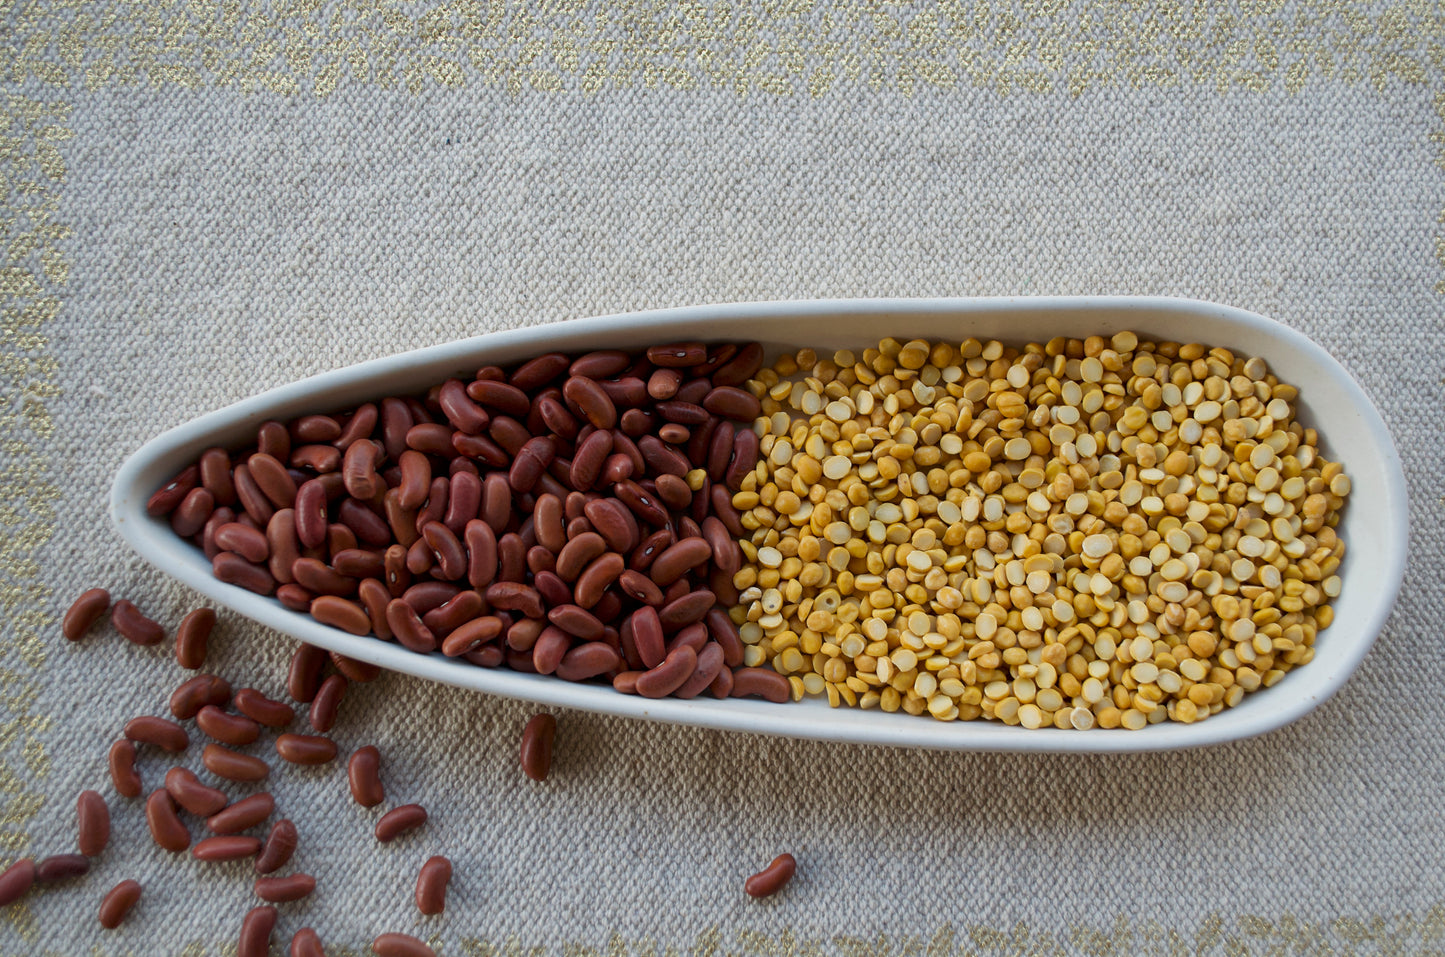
3;2;1443;954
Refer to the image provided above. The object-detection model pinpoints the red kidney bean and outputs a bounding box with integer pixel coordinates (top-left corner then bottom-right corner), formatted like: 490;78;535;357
612;670;641;693
636;435;688;477
555;532;605;581
704;607;745;667
170;486;215;538
654;473;692;510
630;607;667;669
276;733;337;765
147;464;199;517
308;674;347;733
727;428;760;490
265;509;301;583
444;469;481;536
108;739;142;797
569;429;613;489
214;551;277;596
393;451;428;513
674;378;711;404
35;853;89;883
337;497;392;548
406;536;434;576
403;423;451;456
255;873;315;903
375;804;427;843
453;429;510;467
467;644;504;667
373;932;436;957
249;452;298;508
441;615;504;656
207;792;275;833
660;590;716;630
485;581;544;618
256;421;290;460
0;858;36;906
192;835;262;862
378;397;412;460
675;641;726;699
630;528;674;573
437;378;489;433
613;480;668;527
164;766;229;816
328;520;358;556
171;607;216;670
618;569;664;605
481;471;511;533
648;368;683;399
348;746;385;807
527;544;557;577
745;853;796;898
111;599;164;646
203;743;271;783
291;443;342;472
238;905;278;957
730;667;791;702
536;396;579;444
707;420;735;480
562;376;617;429
333;547;385;579
233;463;275;525
199;447;237;505
197;705;261;747
531;625;571;674
619;408;654;438
202;508;234;559
287;643;326;703
293;414;342;443
599;451;634;483
234;689;295;727
709;666;734;699
656;400;709;426
355;578;392;640
599;376;648;408
145;789;190;852
555;641;622;681
422;589;483;638
255;819;298;875
98;878;142;929
646;342;706;367
669;623;709;656
334;402;378;450
386;599;436;653
307;594;368;636
711;341;764;386
401;581;459;614
703;385;762;421
567;350;628;379
488;416;530;456
635;645;697;698
293;478;329;549
573;551;625;608
702;516;740;575
546;604;602;640
466;378;531;417
649;537;712;587
62;588;111;641
510;351;570;390
76;789;110;856
418;521;464;580
583;498;637;553
506;436;553;493
507;617;545;652
163;674;228;721
687;416;719;466
710;485;746;539
384;489;421;548
415;855;453;915
125;716;188;752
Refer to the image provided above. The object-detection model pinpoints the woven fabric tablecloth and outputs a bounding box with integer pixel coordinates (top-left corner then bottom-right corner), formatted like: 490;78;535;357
3;3;1444;954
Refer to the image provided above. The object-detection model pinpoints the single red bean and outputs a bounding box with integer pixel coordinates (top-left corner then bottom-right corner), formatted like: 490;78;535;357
291;928;325;957
111;599;165;646
172;607;216;670
710;667;735;699
108;739;141;798
618;569;664;605
380;397;413;460
197;705;261;747
485;581;544;619
276;733;337;765
278;583;317;612
583;499;636;553
569;428;614;489
288;643;327;703
412;854;454;916
372;932;436;957
202;743;271;783
555;641;622;681
294;414;342;444
648;366;683;399
654;473;692;510
125;716;188;752
443;469;482;536
396;450;432;511
440;615;504;656
647;342;707;367
98;878;142;929
675;641;726;699
730;667;791;703
548;604;604;641
255;873;315;903
612;671;642;694
386;599;436;654
405;423;454;456
348;746;385;807
563;376;617;429
332;547;385;579
171;486;215;538
466;378;531;417
510;351;571;390
200;447;237;505
555;532;606;582
375;804;427;843
331;650;382;683
635;645;698;698
710;484;746;537
249;452;298;508
613;479;669;527
76;790;110;857
703;385;763;420
206;793;275;834
531;625;571;675
573;552;625;608
649;537;712;587
744;853;797;898
659;589;716;630
256;421;291;460
215;550;278;596
422;590;484;638
630;606;666;669
309;674;347;733
233;463;275;525
234;689;295;727
291;443;342;472
254;819;298;875
655;400;709;426
147;464;199;517
337;497;392;547
62;588;110;641
0;858;36;906
335;402;378;450
481;471;511;532
707;420;735;479
294;478;329;549
704;607;745;668
164;767;230;817
638;434;690;476
569;350;631;379
668;622;709;655
342;438;383;500
710;341;764;386
192;835;262;862
167;673;231;719
291;557;355;597
420;521;466;580
144;789;191;852
36;853;89;882
727;428;760;490
238;905;278;957
310;594;371;635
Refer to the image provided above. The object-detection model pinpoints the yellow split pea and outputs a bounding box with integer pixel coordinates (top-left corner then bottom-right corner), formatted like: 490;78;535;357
728;333;1349;729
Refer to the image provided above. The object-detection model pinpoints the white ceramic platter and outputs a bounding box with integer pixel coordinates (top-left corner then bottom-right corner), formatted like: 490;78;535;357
110;298;1408;753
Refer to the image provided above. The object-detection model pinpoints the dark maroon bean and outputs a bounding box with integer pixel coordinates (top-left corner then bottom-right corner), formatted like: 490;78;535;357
249;453;298;509
265;509;301;583
660;590;716;630
727;428;760;490
252;819;299;875
637;434;689;476
348;746;385;807
648;367;683;398
531;625;572;674
98;878;142;929
647;342;707;367
675;378;711;404
537;394;580;440
744;853;796;898
332;548;384;580
62;588;110;641
555;641;621;681
291;557;355;597
630;607;666;669
256;422;290;460
406;536;433;576
465;378;531;417
77;789;110;856
569;428;613;489
276;583;312;612
334;402;378;450
649;537;713;587
488;416;531;456
109;740;141;797
291;414;341;444
255;873;315;903
618;568;664;605
710;666;735;699
548;604;604;641
394;451;429;512
489;532;521;583
569;350;630;379
562;376;617;429
529;494;566;554
703;385;763;421
337;497;391;547
200;448;237;505
598;377;648;408
711;341;765;386
619;408;655;437
437;378;489;433
308;674;347;733
630;528;674;572
206;792;275;833
710;485;746;538
531;570;569;608
234;689;295;728
387;600;437;654
233;463;275;525
238;905;277;957
444;469;481;536
509;436;555;493
35;853;88;883
293;479;328;549
401;581;460;614
288;644;327;703
704;606;745;667
707;421;736;480
614;480;669;527
482;472;511;533
147;464;200;517
170;487;215;538
573;551;625;608
730;667;791;702
331;650;381;684
656;400;709;426
422;589;484;638
197;705;261;747
635;645;697;698
687;416;719;466
511;352;572;390
375;804;427;843
453;429;509;466
675;641;726;699
600;452;635;483
415;855;453;915
465;644;504;667
583;498;637;553
658;422;691;445
420;521;467;580
202;508;233;560
654;474;692;510
555;532;605;581
405;423;453;456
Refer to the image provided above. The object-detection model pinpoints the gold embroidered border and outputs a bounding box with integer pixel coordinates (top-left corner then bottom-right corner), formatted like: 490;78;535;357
2;2;1444;953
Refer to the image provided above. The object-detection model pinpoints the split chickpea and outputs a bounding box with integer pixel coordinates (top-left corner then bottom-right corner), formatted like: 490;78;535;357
729;333;1349;729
